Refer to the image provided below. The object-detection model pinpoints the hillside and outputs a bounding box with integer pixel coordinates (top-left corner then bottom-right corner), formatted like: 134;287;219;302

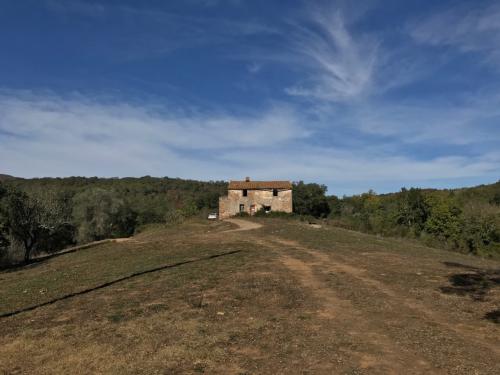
1;177;499;269
329;181;500;257
0;176;228;266
0;174;15;181
0;218;498;373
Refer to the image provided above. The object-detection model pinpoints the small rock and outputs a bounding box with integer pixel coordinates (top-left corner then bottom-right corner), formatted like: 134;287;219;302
216;311;225;316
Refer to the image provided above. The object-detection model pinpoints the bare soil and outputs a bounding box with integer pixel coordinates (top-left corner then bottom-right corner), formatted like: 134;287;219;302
0;218;498;374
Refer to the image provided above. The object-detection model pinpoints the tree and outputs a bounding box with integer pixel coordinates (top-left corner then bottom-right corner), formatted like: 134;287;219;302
327;195;342;217
0;184;10;259
462;215;498;254
293;181;330;218
491;192;500;206
396;188;430;233
72;188;136;243
2;189;45;263
424;195;462;245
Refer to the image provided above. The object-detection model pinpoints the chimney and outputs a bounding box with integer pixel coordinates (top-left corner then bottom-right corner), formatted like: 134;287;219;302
245;177;250;182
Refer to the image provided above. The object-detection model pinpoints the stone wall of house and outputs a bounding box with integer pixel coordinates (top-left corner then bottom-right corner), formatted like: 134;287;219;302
219;189;292;219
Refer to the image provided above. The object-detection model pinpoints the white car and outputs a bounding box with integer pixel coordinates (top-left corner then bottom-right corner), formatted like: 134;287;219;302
207;212;218;220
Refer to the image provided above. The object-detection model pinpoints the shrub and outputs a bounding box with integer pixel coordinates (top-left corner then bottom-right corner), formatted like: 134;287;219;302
254;208;295;218
164;210;185;225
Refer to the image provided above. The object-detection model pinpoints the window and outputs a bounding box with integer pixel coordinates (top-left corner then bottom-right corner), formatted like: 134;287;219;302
239;204;245;213
243;189;248;197
273;188;278;196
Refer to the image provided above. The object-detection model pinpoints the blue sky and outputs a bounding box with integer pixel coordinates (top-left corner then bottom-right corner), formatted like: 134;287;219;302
1;0;499;195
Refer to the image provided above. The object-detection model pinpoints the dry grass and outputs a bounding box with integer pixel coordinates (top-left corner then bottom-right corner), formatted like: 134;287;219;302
1;218;499;374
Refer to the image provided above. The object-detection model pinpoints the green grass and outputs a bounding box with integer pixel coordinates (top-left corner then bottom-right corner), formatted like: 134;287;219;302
0;220;235;316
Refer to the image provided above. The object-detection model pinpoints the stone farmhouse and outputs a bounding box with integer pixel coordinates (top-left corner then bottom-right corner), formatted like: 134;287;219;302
218;177;292;219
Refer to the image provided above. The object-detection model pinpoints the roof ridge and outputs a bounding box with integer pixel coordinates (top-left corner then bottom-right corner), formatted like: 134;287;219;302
228;180;292;189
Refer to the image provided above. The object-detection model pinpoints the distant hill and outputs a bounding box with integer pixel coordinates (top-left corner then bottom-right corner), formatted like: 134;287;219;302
0;174;16;181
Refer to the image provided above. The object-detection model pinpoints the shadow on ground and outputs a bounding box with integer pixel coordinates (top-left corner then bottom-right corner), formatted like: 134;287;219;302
0;241;117;274
440;261;500;324
0;249;241;319
484;310;500;324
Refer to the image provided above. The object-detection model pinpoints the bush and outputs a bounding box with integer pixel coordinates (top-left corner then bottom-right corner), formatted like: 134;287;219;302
254;207;295;218
165;209;185;225
461;215;499;254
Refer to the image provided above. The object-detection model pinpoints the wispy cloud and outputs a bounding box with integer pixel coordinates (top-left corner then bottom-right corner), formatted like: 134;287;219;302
246;62;262;74
1;90;498;194
285;9;378;102
410;2;500;64
352;95;500;145
3;3;500;194
221;147;500;185
0;91;306;151
45;0;278;61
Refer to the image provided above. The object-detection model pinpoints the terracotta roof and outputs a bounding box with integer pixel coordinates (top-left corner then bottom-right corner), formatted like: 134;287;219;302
228;180;292;190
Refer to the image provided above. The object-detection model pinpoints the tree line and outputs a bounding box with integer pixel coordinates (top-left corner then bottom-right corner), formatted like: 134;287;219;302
292;180;500;256
0;176;226;266
1;177;499;266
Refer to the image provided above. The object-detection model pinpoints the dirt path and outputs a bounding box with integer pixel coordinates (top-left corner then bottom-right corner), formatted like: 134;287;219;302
232;225;500;374
271;237;500;355
279;253;435;374
223;218;263;232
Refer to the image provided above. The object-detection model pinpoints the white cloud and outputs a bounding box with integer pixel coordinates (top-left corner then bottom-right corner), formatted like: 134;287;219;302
0;91;307;178
285;9;378;102
219;147;500;183
0;92;306;150
353;97;500;145
1;91;499;195
410;2;500;64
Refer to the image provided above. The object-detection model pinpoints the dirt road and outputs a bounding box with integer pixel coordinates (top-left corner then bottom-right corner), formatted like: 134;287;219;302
228;219;500;374
224;218;263;232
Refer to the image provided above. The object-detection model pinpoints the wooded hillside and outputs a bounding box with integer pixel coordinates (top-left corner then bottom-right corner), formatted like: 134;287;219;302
0;176;226;266
327;181;500;257
1;176;499;267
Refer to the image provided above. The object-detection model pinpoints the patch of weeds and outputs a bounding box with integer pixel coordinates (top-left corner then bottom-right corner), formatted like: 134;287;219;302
186;293;206;309
146;303;168;313
228;332;239;343
107;313;125;323
277;284;306;309
297;314;311;320
193;361;206;373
